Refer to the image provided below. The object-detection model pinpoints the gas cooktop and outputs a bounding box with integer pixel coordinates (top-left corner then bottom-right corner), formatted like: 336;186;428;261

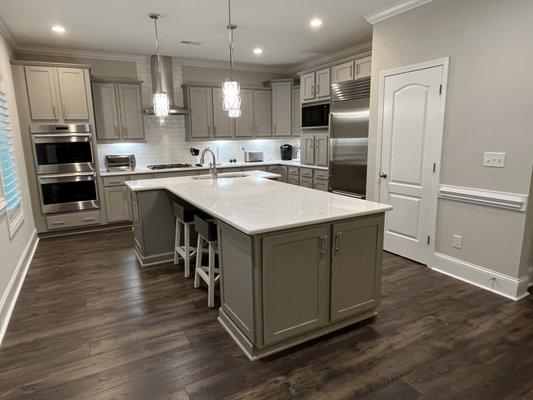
147;163;195;170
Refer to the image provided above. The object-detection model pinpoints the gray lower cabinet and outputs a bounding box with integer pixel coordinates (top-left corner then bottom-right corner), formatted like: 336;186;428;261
330;217;383;321
267;166;288;182
288;175;299;185
313;179;328;191
300;132;329;167
104;186;132;222
262;226;330;345
299;176;313;188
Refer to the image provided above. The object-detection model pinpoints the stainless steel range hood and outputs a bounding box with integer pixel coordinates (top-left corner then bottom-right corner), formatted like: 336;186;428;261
143;55;189;116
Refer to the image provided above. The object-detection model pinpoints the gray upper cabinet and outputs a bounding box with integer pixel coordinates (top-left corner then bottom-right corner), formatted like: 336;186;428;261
117;84;144;140
57;68;89;121
24;66;59;121
291;87;301;136
212;88;233;138
93;83;120;140
315;68;330;99
271;81;292;136
93;81;144;141
254;90;272;137
262;225;330;345
189;87;213;138
330;216;383;321
332;61;355;84
355;56;372;79
235;89;254;137
300;72;315;102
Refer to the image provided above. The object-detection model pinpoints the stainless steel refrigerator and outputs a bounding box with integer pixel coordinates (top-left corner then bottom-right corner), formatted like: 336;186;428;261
329;77;371;198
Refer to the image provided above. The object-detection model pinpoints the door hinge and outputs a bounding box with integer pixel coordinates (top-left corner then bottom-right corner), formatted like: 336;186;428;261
439;84;443;95
427;236;431;245
433;163;436;173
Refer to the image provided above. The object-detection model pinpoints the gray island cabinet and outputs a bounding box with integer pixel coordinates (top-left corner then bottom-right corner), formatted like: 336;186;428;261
126;170;391;360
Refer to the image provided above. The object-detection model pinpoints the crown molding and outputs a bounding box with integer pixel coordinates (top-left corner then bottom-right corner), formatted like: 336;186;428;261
290;41;372;75
174;57;290;74
14;46;148;63
365;0;434;24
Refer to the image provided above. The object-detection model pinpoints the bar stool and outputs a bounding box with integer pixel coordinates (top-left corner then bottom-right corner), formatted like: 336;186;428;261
172;201;197;278
193;214;220;308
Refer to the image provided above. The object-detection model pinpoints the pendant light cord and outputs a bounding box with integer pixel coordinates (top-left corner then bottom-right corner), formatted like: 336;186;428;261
153;16;163;91
227;0;235;80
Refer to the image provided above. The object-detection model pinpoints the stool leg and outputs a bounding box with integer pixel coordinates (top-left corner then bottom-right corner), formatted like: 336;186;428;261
194;236;202;289
174;218;180;264
184;223;191;278
208;242;215;308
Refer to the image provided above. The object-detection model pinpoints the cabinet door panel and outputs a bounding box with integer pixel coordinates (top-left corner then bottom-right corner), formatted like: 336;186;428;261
315;68;331;99
235;89;254;137
57;68;89;120
263;226;329;345
300;73;315;101
24;66;59;121
189;87;213;138
254;90;272;136
332;61;354;83
93;83;120;140
300;135;315;165
314;132;329;167
313;179;328;192
288;175;299;185
118;84;144;140
104;186;132;223
291;88;301;136
299;176;313;188
212;88;233;138
330;216;383;321
271;82;292;136
356;56;372;79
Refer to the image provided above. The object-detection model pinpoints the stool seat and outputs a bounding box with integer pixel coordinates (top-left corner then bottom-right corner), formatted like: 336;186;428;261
172;201;196;223
194;214;217;241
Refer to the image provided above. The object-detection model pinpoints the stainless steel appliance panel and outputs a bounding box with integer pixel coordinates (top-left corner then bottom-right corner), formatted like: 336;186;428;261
329;97;370;198
38;172;99;214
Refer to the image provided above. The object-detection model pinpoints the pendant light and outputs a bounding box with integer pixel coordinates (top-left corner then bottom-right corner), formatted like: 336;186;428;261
222;0;241;118
149;13;170;123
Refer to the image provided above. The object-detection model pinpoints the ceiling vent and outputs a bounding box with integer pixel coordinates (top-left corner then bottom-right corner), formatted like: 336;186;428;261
143;55;190;116
179;40;202;46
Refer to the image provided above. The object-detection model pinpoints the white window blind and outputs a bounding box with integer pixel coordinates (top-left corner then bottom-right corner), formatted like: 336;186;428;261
0;88;23;227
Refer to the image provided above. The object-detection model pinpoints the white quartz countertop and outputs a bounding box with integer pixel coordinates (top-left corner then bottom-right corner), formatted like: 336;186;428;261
100;160;327;176
125;170;392;235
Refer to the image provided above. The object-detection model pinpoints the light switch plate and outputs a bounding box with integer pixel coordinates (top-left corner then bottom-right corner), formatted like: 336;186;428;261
483;152;506;168
452;235;462;249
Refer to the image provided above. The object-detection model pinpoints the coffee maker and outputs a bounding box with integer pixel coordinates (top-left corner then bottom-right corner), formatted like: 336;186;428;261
280;144;293;160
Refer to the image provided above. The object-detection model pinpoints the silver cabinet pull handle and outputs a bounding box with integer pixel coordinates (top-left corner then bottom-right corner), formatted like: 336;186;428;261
334;232;342;254
52;221;66;226
379;172;388;178
321;235;328;255
83;217;96;222
52;105;57;118
62;103;67;119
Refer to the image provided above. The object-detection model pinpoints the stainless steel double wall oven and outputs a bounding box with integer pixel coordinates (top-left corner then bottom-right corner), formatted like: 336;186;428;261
30;124;99;214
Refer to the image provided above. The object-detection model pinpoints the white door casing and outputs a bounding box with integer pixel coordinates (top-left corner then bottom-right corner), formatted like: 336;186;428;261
378;59;448;264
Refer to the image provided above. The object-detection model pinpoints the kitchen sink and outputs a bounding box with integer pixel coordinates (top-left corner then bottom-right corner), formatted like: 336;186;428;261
193;173;249;180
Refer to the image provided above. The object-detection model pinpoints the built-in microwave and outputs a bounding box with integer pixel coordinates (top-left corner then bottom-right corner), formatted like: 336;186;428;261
301;102;330;130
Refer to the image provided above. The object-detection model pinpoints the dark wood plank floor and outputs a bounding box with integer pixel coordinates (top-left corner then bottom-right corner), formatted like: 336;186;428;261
1;229;532;400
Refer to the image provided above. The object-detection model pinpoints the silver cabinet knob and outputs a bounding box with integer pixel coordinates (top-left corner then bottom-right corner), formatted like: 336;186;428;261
379;172;388;178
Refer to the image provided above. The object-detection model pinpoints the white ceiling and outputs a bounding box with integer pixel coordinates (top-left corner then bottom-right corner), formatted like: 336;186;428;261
0;0;398;67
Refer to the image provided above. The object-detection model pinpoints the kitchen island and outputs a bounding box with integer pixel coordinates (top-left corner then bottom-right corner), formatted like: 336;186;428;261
126;170;392;360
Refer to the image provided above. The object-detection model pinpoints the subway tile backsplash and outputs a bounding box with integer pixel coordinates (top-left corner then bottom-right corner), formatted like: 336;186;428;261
97;57;299;168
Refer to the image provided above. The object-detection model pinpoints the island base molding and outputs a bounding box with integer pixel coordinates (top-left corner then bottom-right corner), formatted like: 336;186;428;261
218;308;377;361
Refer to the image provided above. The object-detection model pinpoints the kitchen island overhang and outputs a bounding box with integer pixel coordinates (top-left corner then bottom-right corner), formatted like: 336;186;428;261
126;170;392;360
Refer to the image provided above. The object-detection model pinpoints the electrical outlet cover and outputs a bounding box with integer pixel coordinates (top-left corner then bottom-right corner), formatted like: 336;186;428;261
483;152;506;168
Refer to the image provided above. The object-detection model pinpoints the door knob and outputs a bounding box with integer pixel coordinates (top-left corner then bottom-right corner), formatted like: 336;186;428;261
379;172;388;178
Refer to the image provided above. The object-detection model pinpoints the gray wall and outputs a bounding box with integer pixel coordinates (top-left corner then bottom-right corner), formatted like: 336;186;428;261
0;35;36;328
368;0;533;278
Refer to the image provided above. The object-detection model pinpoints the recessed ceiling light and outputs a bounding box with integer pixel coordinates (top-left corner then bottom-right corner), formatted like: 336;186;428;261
309;18;323;29
51;25;66;33
253;48;263;55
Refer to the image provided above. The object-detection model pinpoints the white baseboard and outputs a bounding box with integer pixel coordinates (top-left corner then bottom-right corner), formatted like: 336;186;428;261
0;229;39;345
430;252;530;301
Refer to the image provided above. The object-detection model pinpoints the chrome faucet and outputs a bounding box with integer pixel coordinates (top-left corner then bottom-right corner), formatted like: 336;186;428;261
200;147;218;179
